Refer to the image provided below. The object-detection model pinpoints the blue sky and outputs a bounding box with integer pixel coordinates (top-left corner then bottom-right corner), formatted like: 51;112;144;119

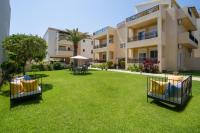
10;0;200;37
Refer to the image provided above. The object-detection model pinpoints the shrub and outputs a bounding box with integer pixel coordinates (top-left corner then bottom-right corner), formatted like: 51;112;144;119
143;59;160;73
119;61;125;69
31;64;44;71
0;61;18;89
53;62;63;70
128;64;141;72
107;61;113;69
99;63;108;70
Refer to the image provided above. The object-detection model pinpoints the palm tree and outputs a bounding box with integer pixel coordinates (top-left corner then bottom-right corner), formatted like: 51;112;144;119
62;28;89;67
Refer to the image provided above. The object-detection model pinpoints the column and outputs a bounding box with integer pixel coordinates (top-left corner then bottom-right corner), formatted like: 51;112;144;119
157;15;162;72
106;33;109;62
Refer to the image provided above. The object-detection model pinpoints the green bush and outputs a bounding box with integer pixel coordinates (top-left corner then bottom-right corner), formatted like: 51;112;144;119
99;63;108;70
53;62;63;70
0;61;18;88
106;61;113;69
128;64;141;72
119;61;125;69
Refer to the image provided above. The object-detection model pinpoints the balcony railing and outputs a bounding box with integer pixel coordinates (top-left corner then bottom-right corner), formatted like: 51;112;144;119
93;60;107;63
93;26;109;36
189;33;198;45
126;5;159;23
128;31;158;42
94;43;107;49
128;58;158;64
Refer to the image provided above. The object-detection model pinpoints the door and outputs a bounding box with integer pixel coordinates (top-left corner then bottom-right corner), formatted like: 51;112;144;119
139;53;147;63
138;31;145;40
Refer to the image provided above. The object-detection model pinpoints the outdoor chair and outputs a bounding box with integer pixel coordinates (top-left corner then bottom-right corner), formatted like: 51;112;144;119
147;75;192;107
10;75;42;107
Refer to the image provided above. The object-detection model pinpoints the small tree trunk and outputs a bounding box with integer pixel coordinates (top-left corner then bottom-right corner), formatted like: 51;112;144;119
22;62;26;75
73;44;78;67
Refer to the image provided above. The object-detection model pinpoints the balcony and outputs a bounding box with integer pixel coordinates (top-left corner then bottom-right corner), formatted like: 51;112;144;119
127;58;158;64
128;31;158;42
94;43;107;49
126;5;159;23
93;59;107;63
181;7;197;31
93;27;109;36
189;33;198;45
178;32;198;48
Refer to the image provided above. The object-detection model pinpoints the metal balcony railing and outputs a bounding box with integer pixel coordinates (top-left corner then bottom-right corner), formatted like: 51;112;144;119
189;33;198;45
93;26;109;36
128;31;158;42
126;5;159;22
127;58;158;64
93;60;107;63
93;43;107;49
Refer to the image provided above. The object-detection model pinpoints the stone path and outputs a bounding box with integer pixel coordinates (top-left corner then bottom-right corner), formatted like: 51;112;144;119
90;68;200;81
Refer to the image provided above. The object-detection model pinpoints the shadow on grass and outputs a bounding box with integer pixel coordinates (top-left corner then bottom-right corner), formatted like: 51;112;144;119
29;74;49;79
0;90;9;97
150;96;193;112
70;72;93;76
11;95;43;109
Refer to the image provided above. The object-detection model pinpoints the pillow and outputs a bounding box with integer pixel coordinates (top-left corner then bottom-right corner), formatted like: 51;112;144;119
165;82;182;98
10;82;23;95
168;75;183;81
150;80;168;95
21;80;38;92
24;75;32;81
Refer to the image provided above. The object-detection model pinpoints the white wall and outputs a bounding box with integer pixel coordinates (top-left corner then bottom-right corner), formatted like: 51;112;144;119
80;39;93;59
0;0;11;64
43;29;57;61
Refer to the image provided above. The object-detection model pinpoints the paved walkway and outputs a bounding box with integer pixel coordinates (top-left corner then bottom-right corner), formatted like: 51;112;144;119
90;68;200;81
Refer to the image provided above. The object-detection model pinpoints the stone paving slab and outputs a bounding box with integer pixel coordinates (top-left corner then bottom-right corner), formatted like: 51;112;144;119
90;68;200;81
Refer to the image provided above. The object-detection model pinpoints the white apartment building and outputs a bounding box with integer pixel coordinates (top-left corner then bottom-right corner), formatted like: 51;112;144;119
0;0;11;65
44;28;93;63
80;38;93;60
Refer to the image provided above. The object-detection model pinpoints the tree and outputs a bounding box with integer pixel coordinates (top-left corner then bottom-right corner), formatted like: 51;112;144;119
62;28;89;67
2;34;47;74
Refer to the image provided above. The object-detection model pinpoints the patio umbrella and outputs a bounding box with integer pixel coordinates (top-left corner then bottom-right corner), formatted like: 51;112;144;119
70;55;89;60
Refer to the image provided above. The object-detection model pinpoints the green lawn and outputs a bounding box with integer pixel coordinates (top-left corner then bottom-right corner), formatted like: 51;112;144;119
0;70;200;133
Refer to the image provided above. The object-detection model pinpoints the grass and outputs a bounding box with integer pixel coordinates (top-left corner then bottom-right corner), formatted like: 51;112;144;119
0;70;200;133
179;71;200;77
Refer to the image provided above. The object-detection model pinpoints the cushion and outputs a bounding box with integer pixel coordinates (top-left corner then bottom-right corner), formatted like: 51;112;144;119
24;75;32;80
165;82;182;98
21;80;38;92
150;80;168;95
10;81;23;95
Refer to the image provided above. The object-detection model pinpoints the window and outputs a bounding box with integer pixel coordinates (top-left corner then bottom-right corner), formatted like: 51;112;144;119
83;49;85;52
83;40;85;43
58;46;66;51
138;31;145;40
120;43;126;48
91;50;93;54
91;41;93;45
139;53;147;61
150;50;158;59
68;47;71;51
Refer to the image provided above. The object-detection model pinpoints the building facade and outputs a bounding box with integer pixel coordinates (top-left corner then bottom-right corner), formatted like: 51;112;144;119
0;0;11;65
92;0;200;72
80;38;93;60
44;28;93;63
